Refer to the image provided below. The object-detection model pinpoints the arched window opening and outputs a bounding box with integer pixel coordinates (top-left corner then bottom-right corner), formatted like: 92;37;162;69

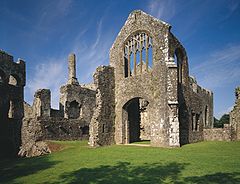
124;32;153;77
68;100;80;119
174;49;183;84
204;106;209;127
8;74;20;86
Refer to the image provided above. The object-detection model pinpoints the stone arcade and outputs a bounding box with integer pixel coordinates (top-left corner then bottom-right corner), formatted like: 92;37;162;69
0;10;239;157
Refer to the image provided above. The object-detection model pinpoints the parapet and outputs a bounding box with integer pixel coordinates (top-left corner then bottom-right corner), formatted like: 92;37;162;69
0;50;14;62
0;50;26;86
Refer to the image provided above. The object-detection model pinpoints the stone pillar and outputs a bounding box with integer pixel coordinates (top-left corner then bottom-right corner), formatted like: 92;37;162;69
33;89;51;117
166;59;180;147
68;53;79;85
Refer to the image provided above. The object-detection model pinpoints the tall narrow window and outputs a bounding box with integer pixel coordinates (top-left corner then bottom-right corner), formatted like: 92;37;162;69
124;32;152;77
196;113;200;131
205;106;209;127
174;49;183;84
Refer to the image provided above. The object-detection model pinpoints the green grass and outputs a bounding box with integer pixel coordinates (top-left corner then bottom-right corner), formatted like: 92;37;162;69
0;141;240;184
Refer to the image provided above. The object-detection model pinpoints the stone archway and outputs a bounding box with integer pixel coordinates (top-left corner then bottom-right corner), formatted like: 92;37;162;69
122;97;150;144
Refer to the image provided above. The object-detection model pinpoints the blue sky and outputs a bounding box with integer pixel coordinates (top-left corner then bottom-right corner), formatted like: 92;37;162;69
0;0;239;118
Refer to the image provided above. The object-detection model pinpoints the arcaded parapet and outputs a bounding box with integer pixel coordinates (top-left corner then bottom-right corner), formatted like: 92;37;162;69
0;50;26;157
89;66;115;147
230;87;240;140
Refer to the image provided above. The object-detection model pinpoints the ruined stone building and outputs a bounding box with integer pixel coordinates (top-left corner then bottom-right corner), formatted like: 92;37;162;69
230;87;240;140
89;10;214;147
19;54;96;157
0;50;25;157
3;10;240;157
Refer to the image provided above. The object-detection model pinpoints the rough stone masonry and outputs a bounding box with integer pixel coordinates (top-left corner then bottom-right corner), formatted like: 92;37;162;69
0;10;239;157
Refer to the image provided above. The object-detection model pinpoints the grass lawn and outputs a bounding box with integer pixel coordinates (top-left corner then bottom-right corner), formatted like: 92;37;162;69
0;141;240;184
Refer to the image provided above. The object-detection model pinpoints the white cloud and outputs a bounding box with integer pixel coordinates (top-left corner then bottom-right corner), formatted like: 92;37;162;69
72;17;114;83
215;106;233;119
191;44;240;89
25;15;115;109
26;56;67;109
148;0;175;21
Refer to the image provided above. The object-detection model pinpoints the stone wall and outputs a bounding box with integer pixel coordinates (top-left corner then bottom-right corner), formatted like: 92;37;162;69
19;53;97;156
60;84;96;122
21;117;89;143
203;125;233;141
19;117;89;157
0;50;25;157
107;10;214;147
33;89;51;117
89;66;115;147
230;87;240;140
110;10;177;147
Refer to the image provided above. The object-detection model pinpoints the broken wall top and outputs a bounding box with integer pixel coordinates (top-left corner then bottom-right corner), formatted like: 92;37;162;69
0;50;26;86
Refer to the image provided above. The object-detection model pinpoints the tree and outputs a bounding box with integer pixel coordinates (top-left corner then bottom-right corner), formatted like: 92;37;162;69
214;114;230;128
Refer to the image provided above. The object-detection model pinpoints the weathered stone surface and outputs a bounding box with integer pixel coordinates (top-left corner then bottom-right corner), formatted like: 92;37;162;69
18;54;95;157
107;10;213;147
0;50;25;157
230;86;240;140
18;141;51;157
4;10;234;157
89;66;115;147
203;124;233;141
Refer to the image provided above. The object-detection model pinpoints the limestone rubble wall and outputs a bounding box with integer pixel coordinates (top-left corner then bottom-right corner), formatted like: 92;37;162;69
203;126;233;141
89;66;115;147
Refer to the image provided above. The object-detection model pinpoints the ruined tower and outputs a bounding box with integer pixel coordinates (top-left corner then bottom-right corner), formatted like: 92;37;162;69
0;50;25;157
67;53;79;85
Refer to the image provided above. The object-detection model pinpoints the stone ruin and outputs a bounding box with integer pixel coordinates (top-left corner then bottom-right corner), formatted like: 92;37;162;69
0;50;25;157
0;10;239;157
230;87;240;140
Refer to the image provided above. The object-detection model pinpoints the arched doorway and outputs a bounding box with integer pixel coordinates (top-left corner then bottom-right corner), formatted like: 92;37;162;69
122;97;150;143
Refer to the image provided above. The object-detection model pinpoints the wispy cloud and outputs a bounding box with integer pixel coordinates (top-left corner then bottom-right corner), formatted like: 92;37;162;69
25;14;115;108
72;16;114;83
26;56;67;108
38;0;72;23
219;0;240;22
216;106;233;119
148;0;176;21
191;44;240;89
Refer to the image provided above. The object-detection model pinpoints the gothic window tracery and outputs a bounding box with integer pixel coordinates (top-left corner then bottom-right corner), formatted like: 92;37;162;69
124;32;152;77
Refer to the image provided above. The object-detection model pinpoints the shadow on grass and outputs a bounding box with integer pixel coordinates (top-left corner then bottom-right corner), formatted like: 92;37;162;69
50;162;185;184
0;156;60;184
50;162;240;184
184;172;240;184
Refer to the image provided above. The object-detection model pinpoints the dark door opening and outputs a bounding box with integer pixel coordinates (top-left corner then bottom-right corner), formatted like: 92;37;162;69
123;98;150;143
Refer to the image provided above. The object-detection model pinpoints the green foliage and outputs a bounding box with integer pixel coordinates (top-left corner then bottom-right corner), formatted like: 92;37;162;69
214;114;230;128
214;117;220;128
0;141;240;184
